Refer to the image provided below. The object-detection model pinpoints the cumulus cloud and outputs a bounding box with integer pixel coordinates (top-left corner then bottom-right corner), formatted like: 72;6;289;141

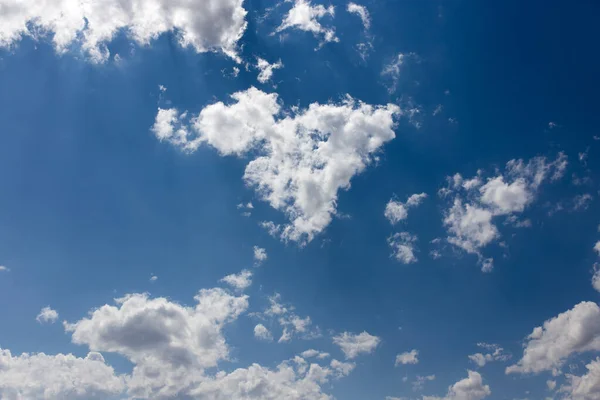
302;349;330;359
36;306;59;324
0;349;125;399
256;57;284;83
330;359;355;377
263;293;319;342
253;246;268;265
254;324;273;341
333;331;381;359
385;193;427;224
347;3;370;29
423;371;491;400
561;357;600;399
388;232;419;264
277;0;338;45
0;0;247;62
153;87;402;244
395;349;419;365
507;301;600;375
468;343;510;367
441;153;567;271
220;269;253;291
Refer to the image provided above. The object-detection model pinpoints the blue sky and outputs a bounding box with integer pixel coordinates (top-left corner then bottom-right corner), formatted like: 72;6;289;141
1;0;600;399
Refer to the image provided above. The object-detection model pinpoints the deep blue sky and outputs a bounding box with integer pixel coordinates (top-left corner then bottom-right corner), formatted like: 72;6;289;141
1;0;600;399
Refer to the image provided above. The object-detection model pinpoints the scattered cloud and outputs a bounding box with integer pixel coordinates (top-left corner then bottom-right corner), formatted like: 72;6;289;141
277;0;338;45
382;52;418;93
468;343;511;367
254;324;273;341
0;265;9;272
561;357;600;399
572;193;594;211
263;293;319;342
36;306;59;324
385;193;427;224
0;0;248;62
253;246;268;265
507;301;600;375
347;3;370;29
149;275;158;282
388;232;419;264
333;331;381;359
301;349;330;359
412;374;436;391
256;57;284;83
423;371;491;400
153;87;402;244
546;380;556;391
395;349;419;365
220;270;253;291
237;202;254;217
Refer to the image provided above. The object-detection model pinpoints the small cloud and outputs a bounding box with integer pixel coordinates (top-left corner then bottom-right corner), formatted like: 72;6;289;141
395;349;419;366
548;121;558;129
256;57;283;84
36;306;59;324
333;331;381;359
0;265;9;272
253;246;268;266
158;84;167;92
254;324;273;341
149;275;158;282
220;270;253;291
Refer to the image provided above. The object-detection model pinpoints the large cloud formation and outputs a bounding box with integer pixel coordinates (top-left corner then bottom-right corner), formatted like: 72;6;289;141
153;87;403;244
0;0;247;62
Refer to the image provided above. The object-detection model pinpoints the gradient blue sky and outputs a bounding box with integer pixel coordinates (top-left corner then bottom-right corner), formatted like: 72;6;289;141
1;0;600;399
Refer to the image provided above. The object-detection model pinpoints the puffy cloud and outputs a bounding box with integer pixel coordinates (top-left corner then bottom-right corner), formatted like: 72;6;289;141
595;241;600;256
395;349;419;365
262;293;319;342
330;359;355;377
441;154;567;270
220;269;253;291
347;3;370;29
423;371;491;400
256;57;284;83
507;301;600;375
0;349;125;399
153;87;402;244
301;349;330;359
36;306;59;324
333;331;381;359
592;264;600;293
388;232;419;264
0;0;247;62
561;357;600;399
253;246;268;265
385;193;427;224
254;324;273;341
468;343;510;367
277;0;338;45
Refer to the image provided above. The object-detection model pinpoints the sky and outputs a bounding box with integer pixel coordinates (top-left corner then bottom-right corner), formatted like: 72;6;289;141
0;0;600;399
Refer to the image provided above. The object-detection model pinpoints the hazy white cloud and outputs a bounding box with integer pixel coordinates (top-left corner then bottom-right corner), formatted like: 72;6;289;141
301;349;330;359
0;0;247;62
263;293;319;343
468;343;510;367
382;52;418;93
546;379;556;391
572;193;594;211
0;350;125;399
507;301;600;375
594;241;600;256
254;324;273;341
593;264;600;293
423;371;491;400
277;0;338;45
153;87;402;244
388;232;419;264
256;57;284;83
253;246;268;265
385;193;427;224
330;359;355;377
333;331;381;359
0;265;9;272
220;269;253;291
149;275;158;282
347;3;370;29
36;306;59;324
412;375;436;391
395;349;419;365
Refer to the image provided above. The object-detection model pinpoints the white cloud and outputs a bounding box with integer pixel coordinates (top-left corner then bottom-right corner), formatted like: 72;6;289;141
253;246;268;265
0;0;247;62
0;349;125;399
220;269;253;291
385;193;427;224
594;241;600;256
347;3;370;29
441;154;567;269
263;293;319;342
561;357;600;399
302;349;330;359
149;275;158;282
468;343;510;367
423;371;491;400
0;265;8;272
546;380;556;391
412;374;436;391
388;232;419;264
507;301;600;375
36;306;59;324
573;194;593;211
153;87;402;244
333;331;381;359
254;324;273;341
256;57;284;83
277;0;338;45
593;264;600;293
330;359;355;377
395;349;419;365
382;52;418;93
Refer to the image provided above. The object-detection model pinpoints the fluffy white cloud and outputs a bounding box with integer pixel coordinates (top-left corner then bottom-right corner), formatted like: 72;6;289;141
330;359;355;377
507;301;600;375
385;193;427;224
0;0;247;62
423;371;491;400
561;357;600;399
253;246;268;265
263;293;319;342
277;0;338;45
468;343;510;367
347;3;370;29
0;349;125;399
220;269;253;291
441;154;567;270
254;324;273;341
256;57;284;83
395;349;419;365
36;306;59;324
301;349;330;359
153;87;402;244
388;232;419;264
333;331;381;359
